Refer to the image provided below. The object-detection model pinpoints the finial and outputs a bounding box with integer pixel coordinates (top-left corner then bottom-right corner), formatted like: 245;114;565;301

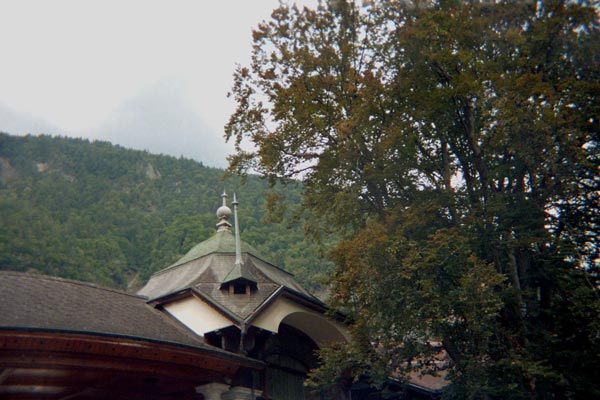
216;190;232;232
232;192;242;267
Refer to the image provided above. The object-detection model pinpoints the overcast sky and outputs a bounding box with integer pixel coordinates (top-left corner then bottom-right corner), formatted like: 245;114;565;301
0;0;316;168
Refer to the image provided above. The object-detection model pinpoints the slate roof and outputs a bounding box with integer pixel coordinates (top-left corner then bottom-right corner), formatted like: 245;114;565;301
168;229;263;269
0;270;221;351
222;260;258;286
138;230;322;321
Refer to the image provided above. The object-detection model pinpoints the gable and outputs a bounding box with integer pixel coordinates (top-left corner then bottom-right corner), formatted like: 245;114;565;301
250;295;350;347
163;294;235;336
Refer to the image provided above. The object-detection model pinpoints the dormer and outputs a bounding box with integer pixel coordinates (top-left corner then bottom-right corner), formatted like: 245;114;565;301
220;261;258;294
221;278;257;295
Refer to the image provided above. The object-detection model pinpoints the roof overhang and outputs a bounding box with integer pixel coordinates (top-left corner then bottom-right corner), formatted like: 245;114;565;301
148;284;349;347
246;292;351;346
0;328;264;399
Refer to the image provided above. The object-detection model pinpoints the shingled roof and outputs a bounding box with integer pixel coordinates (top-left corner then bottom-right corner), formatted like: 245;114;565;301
0;270;222;351
167;228;263;269
138;230;320;319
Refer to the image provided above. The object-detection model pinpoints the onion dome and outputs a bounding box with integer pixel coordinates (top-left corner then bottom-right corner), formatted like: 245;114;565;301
216;191;232;232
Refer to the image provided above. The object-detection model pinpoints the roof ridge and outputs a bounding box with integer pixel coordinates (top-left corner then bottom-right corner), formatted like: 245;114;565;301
0;270;146;300
249;254;296;277
152;251;297;279
152;251;217;277
166;230;267;271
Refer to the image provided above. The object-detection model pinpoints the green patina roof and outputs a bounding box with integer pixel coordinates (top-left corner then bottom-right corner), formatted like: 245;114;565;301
222;261;258;285
169;230;263;269
137;194;322;317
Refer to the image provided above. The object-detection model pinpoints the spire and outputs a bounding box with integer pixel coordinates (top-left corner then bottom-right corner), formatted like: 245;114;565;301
216;190;232;232
232;192;242;267
221;192;258;291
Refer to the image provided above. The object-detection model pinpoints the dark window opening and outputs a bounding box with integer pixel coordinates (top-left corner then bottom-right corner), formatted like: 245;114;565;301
232;283;252;294
222;281;255;294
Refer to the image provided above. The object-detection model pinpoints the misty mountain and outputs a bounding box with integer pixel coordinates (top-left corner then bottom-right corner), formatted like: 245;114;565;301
93;79;233;168
0;101;60;137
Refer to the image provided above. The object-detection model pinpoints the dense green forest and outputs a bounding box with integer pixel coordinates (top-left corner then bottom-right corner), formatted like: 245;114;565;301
0;132;333;295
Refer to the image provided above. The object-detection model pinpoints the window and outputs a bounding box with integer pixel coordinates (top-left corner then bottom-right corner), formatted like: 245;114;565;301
233;283;248;294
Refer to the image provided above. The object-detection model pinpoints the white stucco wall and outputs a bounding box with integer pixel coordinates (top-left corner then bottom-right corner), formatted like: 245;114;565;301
164;296;233;336
251;297;350;346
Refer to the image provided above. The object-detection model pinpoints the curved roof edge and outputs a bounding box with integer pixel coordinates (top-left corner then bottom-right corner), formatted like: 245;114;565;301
0;327;265;371
154;231;265;276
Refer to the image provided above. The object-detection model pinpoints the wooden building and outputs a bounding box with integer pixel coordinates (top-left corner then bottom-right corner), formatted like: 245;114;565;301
0;193;445;399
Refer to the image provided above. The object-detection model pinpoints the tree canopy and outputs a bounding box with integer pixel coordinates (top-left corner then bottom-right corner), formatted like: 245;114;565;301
225;0;600;398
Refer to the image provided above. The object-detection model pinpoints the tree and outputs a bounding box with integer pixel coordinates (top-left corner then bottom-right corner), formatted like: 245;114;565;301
225;0;600;398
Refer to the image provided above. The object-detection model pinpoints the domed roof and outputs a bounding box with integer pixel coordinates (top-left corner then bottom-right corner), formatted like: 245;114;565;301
168;229;263;269
216;191;233;232
216;204;232;219
137;193;321;319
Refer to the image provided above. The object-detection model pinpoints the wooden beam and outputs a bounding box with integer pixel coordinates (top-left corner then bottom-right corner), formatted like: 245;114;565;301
0;368;14;384
0;351;227;382
0;330;263;370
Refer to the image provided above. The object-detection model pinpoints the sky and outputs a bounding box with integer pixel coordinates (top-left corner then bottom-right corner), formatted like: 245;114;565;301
0;0;316;168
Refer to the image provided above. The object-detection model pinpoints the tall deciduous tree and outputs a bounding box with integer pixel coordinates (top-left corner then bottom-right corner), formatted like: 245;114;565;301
226;0;600;398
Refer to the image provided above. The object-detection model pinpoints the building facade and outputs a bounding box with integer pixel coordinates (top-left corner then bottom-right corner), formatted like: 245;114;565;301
0;193;444;399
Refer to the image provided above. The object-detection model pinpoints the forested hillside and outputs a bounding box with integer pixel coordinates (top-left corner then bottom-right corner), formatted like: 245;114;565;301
0;133;333;294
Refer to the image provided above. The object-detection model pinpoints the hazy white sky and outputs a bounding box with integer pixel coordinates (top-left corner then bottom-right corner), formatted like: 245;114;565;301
0;0;316;167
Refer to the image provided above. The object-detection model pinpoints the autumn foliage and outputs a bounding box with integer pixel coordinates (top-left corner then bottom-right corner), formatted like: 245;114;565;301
226;1;599;398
